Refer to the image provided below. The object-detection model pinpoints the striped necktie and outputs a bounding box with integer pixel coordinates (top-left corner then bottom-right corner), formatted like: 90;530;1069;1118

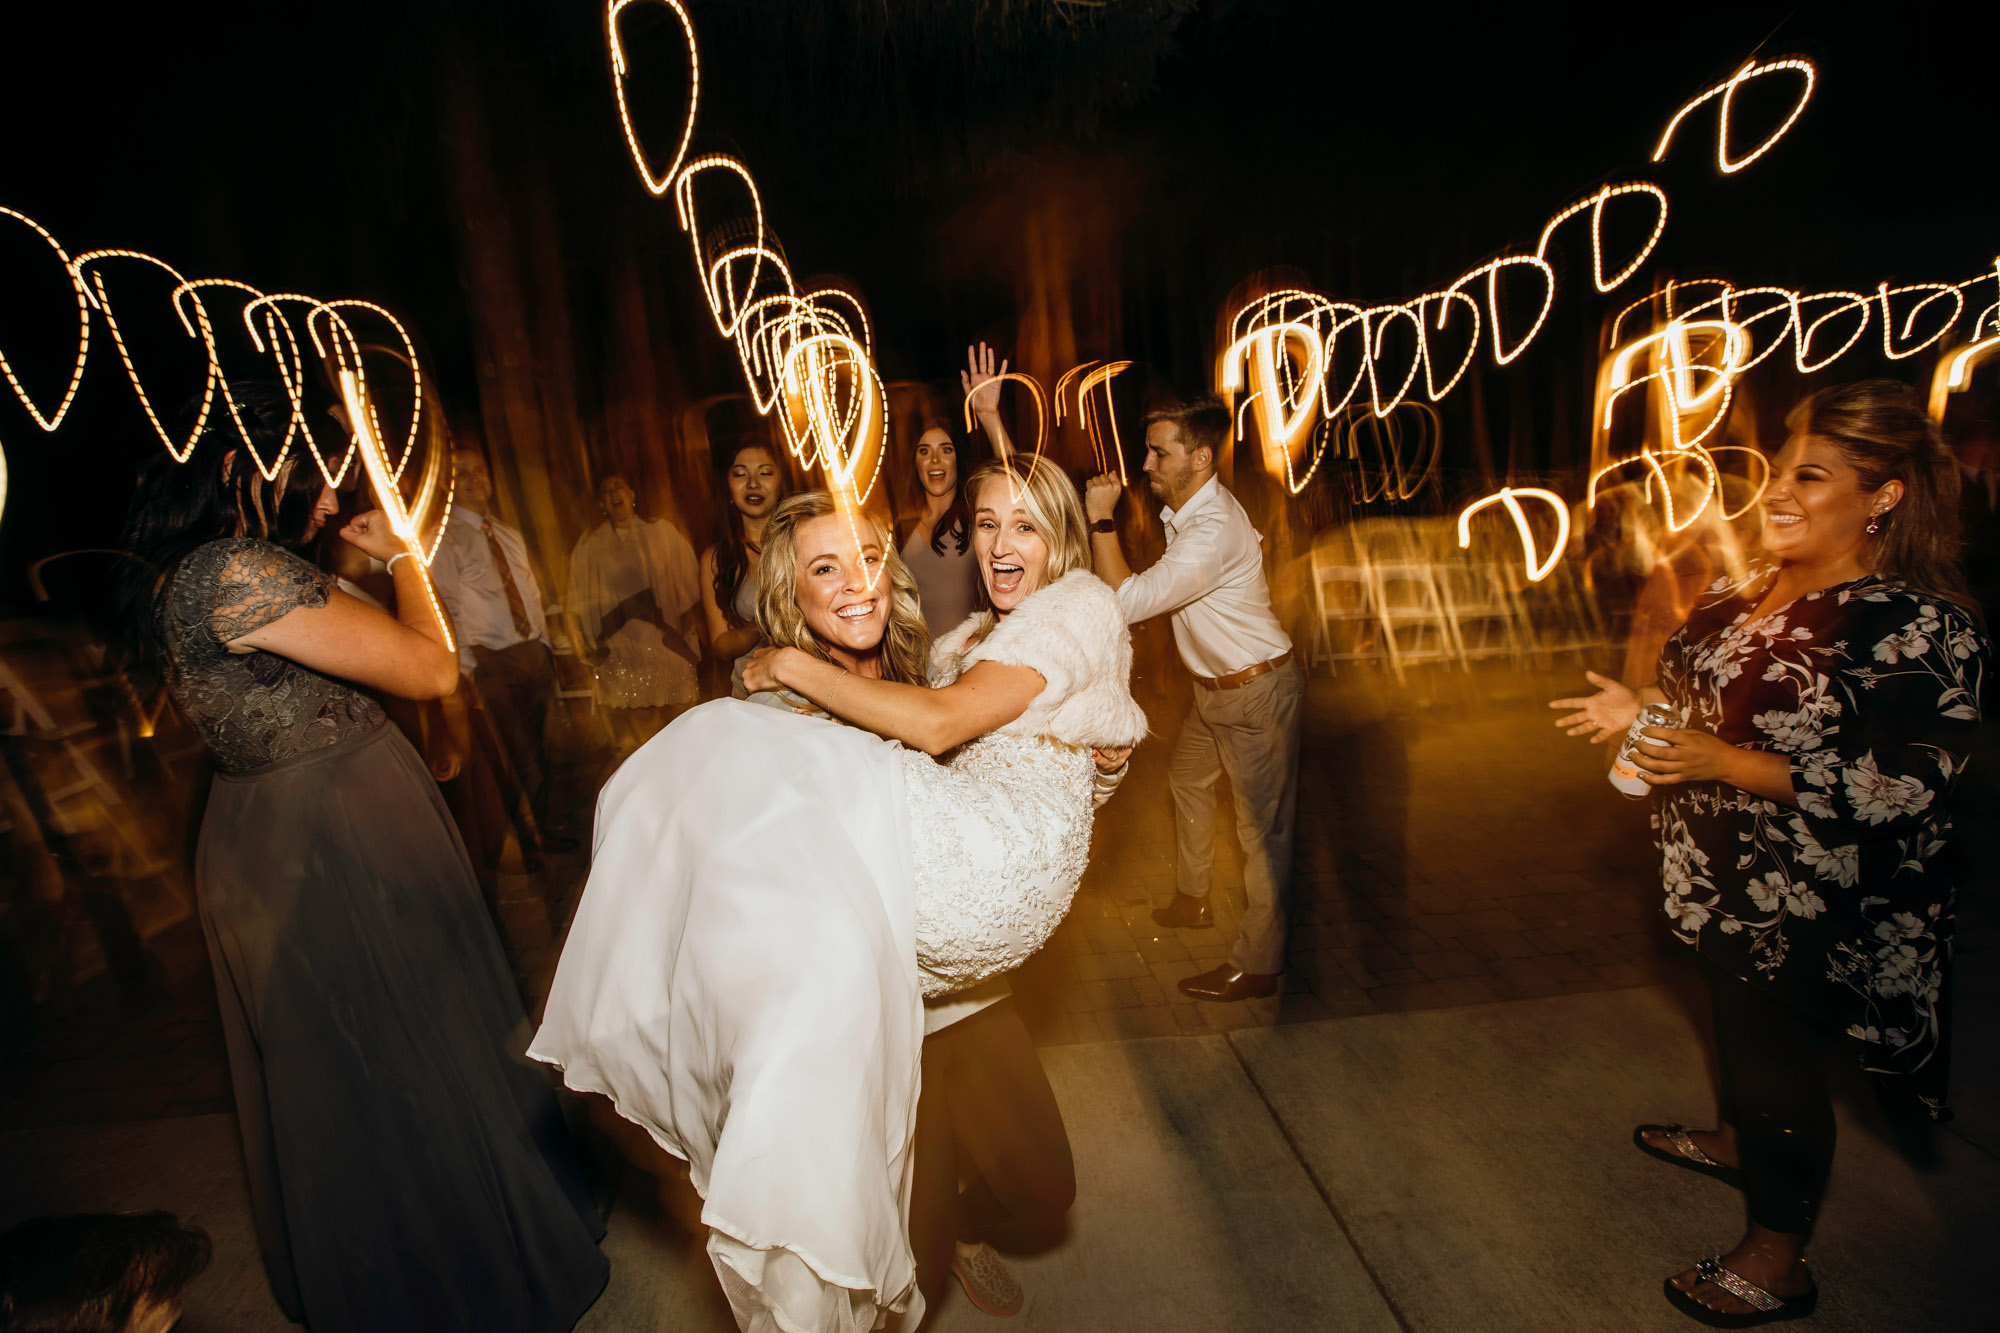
483;522;535;640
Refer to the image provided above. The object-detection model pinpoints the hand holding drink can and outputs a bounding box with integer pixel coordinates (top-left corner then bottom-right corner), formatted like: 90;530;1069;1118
1609;702;1680;798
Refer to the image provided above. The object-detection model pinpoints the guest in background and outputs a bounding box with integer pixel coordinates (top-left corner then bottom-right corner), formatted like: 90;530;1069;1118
1553;380;1989;1325
698;438;787;696
0;1211;209;1333
111;384;606;1333
1086;398;1303;1003
567;473;702;747
429;446;577;853
900;343;1015;638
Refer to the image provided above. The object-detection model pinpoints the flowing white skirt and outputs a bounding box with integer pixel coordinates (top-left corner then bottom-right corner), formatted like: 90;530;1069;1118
528;701;925;1332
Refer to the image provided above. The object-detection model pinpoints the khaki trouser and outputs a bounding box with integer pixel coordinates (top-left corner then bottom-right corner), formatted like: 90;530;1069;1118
1169;659;1305;975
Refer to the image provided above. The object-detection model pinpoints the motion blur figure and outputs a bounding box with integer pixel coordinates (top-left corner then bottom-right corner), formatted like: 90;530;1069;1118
566;473;702;747
0;1211;209;1333
429;445;579;853
1087;398;1304;1003
1553;380;1989;1327
112;383;607;1333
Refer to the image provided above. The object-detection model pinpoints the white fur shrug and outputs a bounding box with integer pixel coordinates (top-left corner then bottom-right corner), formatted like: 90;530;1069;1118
928;569;1149;750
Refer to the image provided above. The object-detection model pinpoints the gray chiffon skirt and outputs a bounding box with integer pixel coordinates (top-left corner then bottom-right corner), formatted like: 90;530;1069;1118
197;720;606;1332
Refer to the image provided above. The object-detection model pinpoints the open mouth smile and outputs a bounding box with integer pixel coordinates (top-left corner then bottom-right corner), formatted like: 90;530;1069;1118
835;599;877;621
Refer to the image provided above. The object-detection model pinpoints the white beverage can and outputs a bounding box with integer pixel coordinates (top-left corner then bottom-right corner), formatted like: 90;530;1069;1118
1609;702;1679;799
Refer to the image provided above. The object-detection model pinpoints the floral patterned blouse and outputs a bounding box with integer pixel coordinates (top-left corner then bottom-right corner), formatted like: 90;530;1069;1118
1655;568;1988;1091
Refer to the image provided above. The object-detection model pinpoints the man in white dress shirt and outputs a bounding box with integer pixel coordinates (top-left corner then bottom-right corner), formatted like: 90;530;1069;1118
1085;399;1303;1002
429;447;576;854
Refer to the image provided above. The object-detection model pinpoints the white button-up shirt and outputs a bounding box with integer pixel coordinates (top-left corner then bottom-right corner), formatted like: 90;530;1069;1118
1113;475;1292;678
429;509;550;672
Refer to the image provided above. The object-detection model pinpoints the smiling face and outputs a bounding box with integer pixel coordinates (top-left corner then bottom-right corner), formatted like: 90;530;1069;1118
728;446;781;521
599;474;636;524
972;474;1052;615
914;429;958;500
793;512;890;667
452;449;493;512
1761;434;1903;568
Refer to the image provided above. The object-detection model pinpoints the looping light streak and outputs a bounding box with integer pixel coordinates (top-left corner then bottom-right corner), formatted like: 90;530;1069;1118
173;277;301;480
607;0;699;197
337;367;454;652
0;206;91;433
1878;282;1963;360
782;332;887;588
1221;322;1327;494
1344;403;1440;504
1534;183;1669;292
1456;487;1570;582
960;370;1048;479
1057;360;1132;483
72;248;217;463
1651;58;1817;173
674;156;770;338
1790;290;1871;373
1590;446;1719;534
1415;289;1481;401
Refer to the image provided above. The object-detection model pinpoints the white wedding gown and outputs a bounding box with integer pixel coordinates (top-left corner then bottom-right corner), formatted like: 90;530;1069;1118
529;571;1147;1333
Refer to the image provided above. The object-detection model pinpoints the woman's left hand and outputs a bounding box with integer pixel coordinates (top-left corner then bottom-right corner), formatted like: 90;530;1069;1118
1632;727;1743;786
742;644;793;695
1090;745;1132;774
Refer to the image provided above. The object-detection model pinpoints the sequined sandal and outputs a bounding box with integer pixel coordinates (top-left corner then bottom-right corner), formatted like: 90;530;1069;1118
1633;1124;1745;1189
1664;1257;1816;1327
950;1242;1023;1317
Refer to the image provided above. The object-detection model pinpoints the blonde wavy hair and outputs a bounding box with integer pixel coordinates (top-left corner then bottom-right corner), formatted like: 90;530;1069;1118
755;491;932;684
959;455;1093;639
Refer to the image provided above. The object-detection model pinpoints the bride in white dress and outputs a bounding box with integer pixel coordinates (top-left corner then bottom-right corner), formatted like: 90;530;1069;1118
529;457;1147;1332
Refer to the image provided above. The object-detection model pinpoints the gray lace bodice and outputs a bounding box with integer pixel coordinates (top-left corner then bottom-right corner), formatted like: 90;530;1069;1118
160;538;384;773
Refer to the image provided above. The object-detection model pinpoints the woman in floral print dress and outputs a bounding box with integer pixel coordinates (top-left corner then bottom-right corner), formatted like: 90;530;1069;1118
1553;380;1989;1327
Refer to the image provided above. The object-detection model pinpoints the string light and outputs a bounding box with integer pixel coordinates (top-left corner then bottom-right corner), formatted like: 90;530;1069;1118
673;155;770;337
1456;486;1570;582
1534;183;1669;292
172;278;301;481
1877;282;1963;360
1790;290;1871;373
1651;58;1817;173
606;0;698;197
959;370;1048;476
72;248;216;463
242;293;357;488
1415;289;1480;401
1344;403;1440;504
1221;322;1326;494
1076;360;1132;484
0;207;91;433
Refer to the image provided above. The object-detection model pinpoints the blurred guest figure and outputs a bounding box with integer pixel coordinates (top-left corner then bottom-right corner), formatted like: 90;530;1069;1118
699;438;786;696
1086;398;1303;1003
567;473;701;745
1553;380;1988;1325
0;1211;209;1333
429;446;577;852
112;384;606;1333
900;343;1014;638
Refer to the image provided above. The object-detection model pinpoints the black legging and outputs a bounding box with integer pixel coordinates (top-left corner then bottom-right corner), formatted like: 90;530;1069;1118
1710;967;1836;1236
910;997;1075;1313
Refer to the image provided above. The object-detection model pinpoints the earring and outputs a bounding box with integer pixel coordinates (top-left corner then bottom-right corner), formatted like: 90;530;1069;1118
1866;515;1881;534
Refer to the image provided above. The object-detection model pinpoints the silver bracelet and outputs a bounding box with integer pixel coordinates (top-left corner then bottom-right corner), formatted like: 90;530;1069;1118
386;551;413;573
827;667;849;712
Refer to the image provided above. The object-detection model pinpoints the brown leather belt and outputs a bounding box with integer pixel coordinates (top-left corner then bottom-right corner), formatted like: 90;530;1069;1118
1194;650;1293;691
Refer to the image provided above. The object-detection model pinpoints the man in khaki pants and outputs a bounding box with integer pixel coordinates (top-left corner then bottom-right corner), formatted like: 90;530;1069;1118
1086;399;1304;1002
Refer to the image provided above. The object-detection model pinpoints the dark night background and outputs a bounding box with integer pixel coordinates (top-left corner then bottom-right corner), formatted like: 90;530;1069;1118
2;0;1996;611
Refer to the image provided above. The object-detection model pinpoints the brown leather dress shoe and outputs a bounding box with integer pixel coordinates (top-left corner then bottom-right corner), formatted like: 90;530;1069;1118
1151;894;1213;930
1178;965;1279;1002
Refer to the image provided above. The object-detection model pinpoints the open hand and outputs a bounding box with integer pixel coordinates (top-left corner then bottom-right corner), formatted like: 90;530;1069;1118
339;509;411;564
1549;670;1641;743
962;342;1009;416
1633;728;1740;786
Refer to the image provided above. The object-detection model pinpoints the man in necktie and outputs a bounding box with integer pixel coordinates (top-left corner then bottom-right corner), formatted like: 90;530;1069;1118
429;447;578;860
1086;399;1305;1003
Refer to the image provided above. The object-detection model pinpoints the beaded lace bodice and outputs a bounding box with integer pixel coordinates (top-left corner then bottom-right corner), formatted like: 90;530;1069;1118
903;572;1148;997
161;538;383;773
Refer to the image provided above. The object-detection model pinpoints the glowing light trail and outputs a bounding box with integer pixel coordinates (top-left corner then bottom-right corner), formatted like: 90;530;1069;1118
1457;487;1571;582
1651;58;1817;173
73;248;217;463
607;0;699;197
338;367;455;652
0;207;91;433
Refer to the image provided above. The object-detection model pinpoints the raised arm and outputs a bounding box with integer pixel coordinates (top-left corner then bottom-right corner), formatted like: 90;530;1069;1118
230;514;460;699
962;342;1015;459
745;646;1045;756
1083;474;1134;588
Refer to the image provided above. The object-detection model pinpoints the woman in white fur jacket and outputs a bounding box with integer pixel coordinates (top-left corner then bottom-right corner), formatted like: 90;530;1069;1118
530;457;1146;1333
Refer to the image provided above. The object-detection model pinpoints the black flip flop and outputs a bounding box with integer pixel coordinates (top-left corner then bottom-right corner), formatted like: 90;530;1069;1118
1664;1257;1818;1327
1634;1123;1745;1189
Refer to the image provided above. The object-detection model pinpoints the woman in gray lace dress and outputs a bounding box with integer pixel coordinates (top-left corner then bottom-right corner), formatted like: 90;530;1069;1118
114;384;607;1333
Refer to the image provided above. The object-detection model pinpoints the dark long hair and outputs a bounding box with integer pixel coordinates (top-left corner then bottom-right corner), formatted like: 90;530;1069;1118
709;439;788;629
905;422;973;558
1786;379;1976;613
0;1211;210;1333
111;381;328;667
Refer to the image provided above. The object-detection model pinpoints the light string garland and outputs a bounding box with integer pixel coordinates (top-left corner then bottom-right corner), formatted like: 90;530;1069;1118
0;208;455;646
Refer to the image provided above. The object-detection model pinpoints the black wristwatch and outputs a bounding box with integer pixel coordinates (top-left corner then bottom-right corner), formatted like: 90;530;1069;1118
1089;518;1117;534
